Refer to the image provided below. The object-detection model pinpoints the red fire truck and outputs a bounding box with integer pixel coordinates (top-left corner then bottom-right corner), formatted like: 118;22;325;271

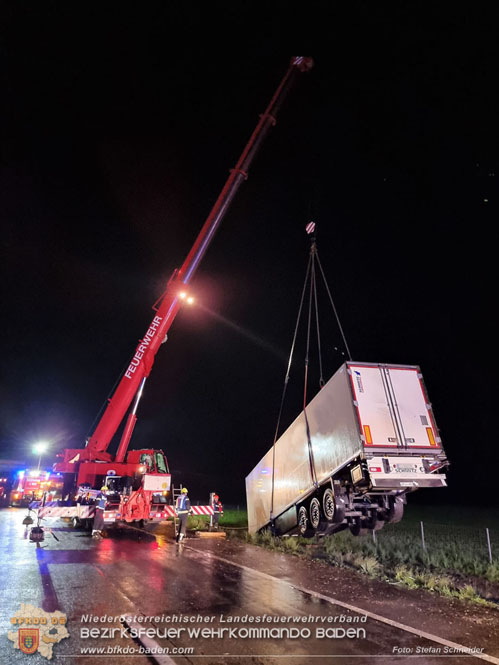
11;469;64;507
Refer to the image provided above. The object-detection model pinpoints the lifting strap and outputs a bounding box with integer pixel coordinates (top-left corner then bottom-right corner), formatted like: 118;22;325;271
269;224;352;524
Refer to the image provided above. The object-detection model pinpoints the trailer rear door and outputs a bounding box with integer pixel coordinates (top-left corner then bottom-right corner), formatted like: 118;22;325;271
349;364;399;447
348;364;441;450
387;367;440;449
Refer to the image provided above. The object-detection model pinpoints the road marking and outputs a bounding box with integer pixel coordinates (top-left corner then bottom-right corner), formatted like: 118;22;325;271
125;620;178;665
185;545;499;665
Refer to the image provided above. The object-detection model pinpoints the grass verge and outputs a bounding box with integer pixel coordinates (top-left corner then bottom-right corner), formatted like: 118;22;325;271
230;526;498;608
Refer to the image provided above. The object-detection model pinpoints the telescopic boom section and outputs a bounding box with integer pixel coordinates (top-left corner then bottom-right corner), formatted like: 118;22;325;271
85;57;313;461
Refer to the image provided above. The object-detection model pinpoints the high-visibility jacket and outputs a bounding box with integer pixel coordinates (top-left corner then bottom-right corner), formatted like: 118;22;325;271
212;500;223;514
176;495;191;514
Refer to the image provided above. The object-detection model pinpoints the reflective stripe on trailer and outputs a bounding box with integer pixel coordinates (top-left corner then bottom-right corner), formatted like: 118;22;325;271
363;425;373;445
426;427;437;446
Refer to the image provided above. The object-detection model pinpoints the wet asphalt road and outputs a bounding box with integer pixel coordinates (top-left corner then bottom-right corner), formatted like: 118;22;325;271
1;508;498;665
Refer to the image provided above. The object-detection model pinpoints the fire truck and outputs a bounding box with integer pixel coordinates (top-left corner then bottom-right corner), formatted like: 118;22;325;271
10;469;64;507
0;474;11;506
31;58;313;530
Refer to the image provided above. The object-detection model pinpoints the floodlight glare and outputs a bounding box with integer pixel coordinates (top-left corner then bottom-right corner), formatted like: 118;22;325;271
33;442;49;455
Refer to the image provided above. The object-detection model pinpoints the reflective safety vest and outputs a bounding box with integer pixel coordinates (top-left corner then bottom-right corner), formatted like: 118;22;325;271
176;495;190;514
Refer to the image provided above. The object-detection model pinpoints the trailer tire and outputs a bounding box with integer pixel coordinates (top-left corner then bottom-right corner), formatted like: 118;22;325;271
386;496;404;524
297;506;314;538
322;489;335;521
309;498;321;529
349;517;368;537
363;509;378;530
72;517;81;529
322;488;346;524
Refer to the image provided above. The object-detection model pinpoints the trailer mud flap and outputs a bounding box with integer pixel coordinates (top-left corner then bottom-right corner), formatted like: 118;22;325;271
274;505;298;535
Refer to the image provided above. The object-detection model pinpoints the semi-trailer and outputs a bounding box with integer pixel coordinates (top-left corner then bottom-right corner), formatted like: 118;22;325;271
246;361;448;536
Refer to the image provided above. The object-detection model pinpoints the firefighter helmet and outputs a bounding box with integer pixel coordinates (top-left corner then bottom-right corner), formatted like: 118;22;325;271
213;494;219;501
181;487;188;494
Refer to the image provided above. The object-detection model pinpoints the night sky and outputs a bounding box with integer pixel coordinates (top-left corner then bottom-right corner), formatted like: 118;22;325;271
1;5;497;505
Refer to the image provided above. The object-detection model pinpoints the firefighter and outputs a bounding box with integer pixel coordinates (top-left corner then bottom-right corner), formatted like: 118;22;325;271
92;486;107;539
175;487;191;542
211;493;223;530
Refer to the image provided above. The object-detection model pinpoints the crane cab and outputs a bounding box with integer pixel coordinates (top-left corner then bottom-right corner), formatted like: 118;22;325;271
126;449;169;475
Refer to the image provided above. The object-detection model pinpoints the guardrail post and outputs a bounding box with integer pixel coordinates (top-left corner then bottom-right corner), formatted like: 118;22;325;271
486;528;493;563
420;521;426;551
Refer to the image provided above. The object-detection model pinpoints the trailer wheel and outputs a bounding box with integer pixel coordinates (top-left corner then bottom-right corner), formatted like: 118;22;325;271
297;506;314;538
322;488;346;523
322;489;335;521
386;496;404;524
309;498;321;529
349;517;368;537
72;517;81;529
363;509;378;530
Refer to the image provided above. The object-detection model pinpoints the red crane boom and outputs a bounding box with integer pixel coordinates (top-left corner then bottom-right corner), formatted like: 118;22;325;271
56;57;313;473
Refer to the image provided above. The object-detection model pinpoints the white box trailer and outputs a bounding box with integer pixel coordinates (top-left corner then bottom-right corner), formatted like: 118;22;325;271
246;362;448;536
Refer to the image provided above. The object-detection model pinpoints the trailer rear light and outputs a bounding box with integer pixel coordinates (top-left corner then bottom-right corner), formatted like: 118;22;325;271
425;427;437;447
369;466;381;472
363;425;373;445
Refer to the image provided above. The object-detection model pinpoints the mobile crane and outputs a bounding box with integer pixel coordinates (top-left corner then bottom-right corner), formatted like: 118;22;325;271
44;57;314;527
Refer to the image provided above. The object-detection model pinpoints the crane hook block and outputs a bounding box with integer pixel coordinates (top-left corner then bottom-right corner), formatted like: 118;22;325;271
291;56;314;72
